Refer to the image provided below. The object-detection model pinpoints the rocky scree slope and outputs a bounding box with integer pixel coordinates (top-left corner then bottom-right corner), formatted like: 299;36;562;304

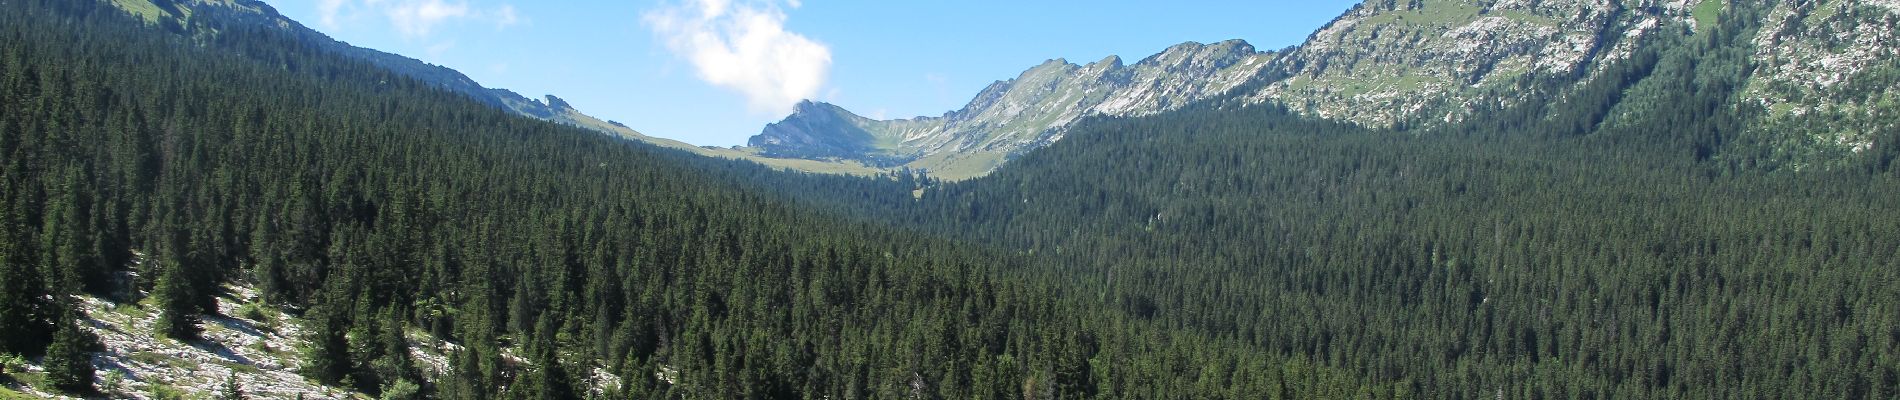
1736;0;1900;168
1241;0;1707;128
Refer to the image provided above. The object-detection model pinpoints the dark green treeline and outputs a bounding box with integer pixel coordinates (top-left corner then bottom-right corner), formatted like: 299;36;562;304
0;0;1382;398
4;0;1900;399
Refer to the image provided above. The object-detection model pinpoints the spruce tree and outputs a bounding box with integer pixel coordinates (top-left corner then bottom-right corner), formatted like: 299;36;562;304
302;305;353;386
0;222;55;355
43;315;96;395
151;259;200;340
217;371;247;400
371;309;419;390
528;343;577;400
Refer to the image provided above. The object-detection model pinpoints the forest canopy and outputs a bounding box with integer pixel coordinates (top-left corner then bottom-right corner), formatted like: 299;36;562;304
0;0;1896;399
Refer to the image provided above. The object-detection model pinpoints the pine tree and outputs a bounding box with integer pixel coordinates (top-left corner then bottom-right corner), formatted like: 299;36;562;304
370;309;419;390
527;343;578;400
43;315;96;394
303;304;353;386
0;221;55;355
151;259;200;340
217;371;247;400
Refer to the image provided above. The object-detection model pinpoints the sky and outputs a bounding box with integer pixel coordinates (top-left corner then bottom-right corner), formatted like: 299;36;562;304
259;0;1361;146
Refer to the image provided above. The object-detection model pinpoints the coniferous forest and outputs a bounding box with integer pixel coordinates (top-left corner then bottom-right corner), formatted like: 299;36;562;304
1;0;1898;399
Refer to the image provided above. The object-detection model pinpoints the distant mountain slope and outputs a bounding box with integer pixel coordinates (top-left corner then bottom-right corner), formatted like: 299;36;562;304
107;0;571;128
747;40;1277;179
747;0;1900;178
103;0;883;176
1248;0;1900;156
1736;0;1900;168
1241;0;1703;128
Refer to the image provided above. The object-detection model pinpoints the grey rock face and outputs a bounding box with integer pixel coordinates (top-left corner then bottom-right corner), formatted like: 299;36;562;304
1243;0;1703;128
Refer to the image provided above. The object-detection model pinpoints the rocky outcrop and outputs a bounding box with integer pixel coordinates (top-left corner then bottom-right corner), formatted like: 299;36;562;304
748;101;890;161
1739;0;1900;166
751;0;1900;178
1244;0;1704;128
741;0;1711;178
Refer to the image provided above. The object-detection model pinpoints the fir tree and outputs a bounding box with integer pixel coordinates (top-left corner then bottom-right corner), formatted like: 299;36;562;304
151;259;200;340
43;315;96;395
0;222;54;355
217;371;247;400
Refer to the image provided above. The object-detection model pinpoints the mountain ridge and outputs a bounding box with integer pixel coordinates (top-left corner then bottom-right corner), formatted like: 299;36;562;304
748;39;1278;179
744;0;1900;178
101;0;889;177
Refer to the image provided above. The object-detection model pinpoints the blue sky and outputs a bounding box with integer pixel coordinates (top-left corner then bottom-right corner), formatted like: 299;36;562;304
260;0;1360;146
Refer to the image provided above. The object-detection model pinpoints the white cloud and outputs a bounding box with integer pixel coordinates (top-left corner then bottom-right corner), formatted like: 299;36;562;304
318;0;349;29
309;0;520;38
493;4;520;29
645;0;832;115
425;40;457;59
385;0;470;38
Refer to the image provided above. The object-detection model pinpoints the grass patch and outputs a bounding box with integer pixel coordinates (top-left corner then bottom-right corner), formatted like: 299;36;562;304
911;150;1007;182
108;0;171;24
236;302;271;323
0;386;38;400
1771;102;1796;118
149;383;193;400
1803;2;1845;26
112;301;152;321
251;340;285;356
1694;0;1723;32
130;351;192;369
218;361;262;375
7;373;45;394
1492;9;1559;27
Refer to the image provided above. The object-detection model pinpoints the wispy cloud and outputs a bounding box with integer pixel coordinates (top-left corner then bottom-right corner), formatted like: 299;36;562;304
318;0;349;29
313;0;521;38
645;0;832;115
385;0;470;38
493;4;520;29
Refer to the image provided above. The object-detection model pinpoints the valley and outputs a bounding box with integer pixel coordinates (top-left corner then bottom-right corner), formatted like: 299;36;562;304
0;0;1897;399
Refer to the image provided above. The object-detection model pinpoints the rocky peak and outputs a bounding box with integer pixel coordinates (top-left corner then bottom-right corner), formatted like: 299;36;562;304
745;40;1277;179
1138;40;1256;69
545;95;575;112
746;101;888;161
745;0;1900;178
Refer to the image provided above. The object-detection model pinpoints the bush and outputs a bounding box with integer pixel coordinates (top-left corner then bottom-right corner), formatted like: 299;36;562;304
380;379;422;400
0;353;24;375
100;370;126;395
236;303;268;323
150;384;188;400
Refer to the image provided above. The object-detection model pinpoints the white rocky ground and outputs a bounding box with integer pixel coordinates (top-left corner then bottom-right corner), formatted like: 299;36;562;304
0;281;623;399
68;285;358;399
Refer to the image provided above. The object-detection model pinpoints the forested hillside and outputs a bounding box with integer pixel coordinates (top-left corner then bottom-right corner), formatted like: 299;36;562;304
903;104;1900;398
4;0;1899;399
0;1;1392;398
753;3;1900;398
